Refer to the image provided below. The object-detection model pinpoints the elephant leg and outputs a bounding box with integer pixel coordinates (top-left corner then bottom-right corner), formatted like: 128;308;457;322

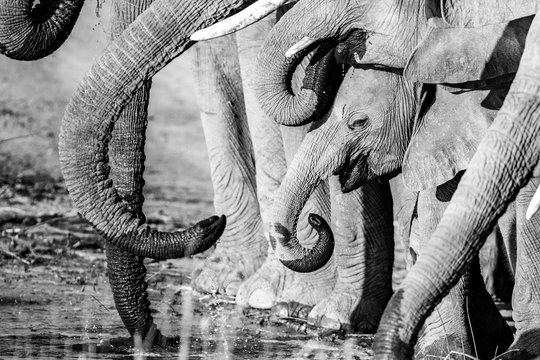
509;177;540;357
306;177;394;333
269;125;336;318
410;178;513;359
105;0;168;346
191;32;267;296
234;16;335;314
234;17;290;309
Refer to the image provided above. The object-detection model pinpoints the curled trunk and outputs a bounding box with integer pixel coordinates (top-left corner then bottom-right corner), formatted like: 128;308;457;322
255;0;345;126
59;0;256;259
0;0;84;60
269;120;344;271
373;14;540;357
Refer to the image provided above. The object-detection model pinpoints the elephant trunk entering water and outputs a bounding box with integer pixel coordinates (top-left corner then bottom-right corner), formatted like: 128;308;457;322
0;0;84;60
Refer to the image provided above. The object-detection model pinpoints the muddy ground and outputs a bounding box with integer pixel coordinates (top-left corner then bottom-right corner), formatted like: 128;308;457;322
0;185;376;360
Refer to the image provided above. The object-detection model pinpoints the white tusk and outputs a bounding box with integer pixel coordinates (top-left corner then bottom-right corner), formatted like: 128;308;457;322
190;0;289;41
526;185;540;220
285;36;317;58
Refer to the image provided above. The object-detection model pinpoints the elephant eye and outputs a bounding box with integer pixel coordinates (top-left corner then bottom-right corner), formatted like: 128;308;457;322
347;114;369;130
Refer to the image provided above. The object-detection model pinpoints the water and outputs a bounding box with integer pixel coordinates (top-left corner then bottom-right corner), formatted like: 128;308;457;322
0;228;374;360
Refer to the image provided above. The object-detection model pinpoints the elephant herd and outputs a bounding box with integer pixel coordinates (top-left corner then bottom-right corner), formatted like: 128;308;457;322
3;0;540;359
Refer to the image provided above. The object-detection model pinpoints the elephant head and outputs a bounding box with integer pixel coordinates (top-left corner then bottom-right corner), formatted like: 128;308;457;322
268;65;506;273
266;68;417;271
0;0;84;60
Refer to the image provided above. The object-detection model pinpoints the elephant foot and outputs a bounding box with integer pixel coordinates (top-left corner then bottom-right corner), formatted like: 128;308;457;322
271;264;336;320
191;246;265;296
306;286;389;333
415;291;513;360
235;254;290;308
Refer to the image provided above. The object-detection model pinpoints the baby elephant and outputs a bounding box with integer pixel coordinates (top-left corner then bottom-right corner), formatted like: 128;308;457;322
268;67;515;359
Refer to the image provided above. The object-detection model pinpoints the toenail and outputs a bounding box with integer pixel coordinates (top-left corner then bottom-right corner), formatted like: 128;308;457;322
319;316;341;330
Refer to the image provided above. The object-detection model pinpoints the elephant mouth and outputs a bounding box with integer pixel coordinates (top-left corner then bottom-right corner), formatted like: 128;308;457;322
334;154;368;193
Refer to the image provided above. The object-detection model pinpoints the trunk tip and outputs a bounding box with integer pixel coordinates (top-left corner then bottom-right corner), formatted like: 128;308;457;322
277;213;334;273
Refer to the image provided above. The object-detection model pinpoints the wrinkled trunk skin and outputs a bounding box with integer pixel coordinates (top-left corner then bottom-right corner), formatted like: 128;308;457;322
59;0;257;259
269;118;343;271
255;0;346;126
373;14;540;359
104;0;161;344
479;202;515;302
194;31;267;294
0;0;84;60
407;180;512;359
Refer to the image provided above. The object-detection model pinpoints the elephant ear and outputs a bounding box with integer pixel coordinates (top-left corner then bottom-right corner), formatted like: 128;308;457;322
424;0;537;27
402;85;500;191
404;16;532;84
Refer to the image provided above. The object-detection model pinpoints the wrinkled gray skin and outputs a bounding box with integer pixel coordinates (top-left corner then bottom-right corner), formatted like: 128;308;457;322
240;0;536;355
0;0;171;349
57;0;273;349
57;0;339;347
0;0;84;60
255;0;528;260
191;12;338;317
372;2;540;359
270;65;520;357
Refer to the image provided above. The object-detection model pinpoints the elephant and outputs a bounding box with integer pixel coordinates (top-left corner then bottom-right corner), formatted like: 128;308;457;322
191;11;337;313
0;0;85;60
56;0;349;349
368;3;540;359
267;55;520;356
191;6;397;327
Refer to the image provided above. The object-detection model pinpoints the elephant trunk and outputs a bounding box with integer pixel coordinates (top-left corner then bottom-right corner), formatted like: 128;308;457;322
255;0;347;126
269;120;344;272
0;0;84;60
59;0;256;259
104;0;162;346
373;15;540;358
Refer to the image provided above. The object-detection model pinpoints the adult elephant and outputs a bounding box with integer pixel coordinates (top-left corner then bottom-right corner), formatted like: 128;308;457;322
370;3;540;359
56;0;282;350
0;0;84;60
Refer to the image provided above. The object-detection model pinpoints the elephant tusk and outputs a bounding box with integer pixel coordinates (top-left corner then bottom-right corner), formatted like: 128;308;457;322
285;36;317;58
190;0;290;41
526;185;540;220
